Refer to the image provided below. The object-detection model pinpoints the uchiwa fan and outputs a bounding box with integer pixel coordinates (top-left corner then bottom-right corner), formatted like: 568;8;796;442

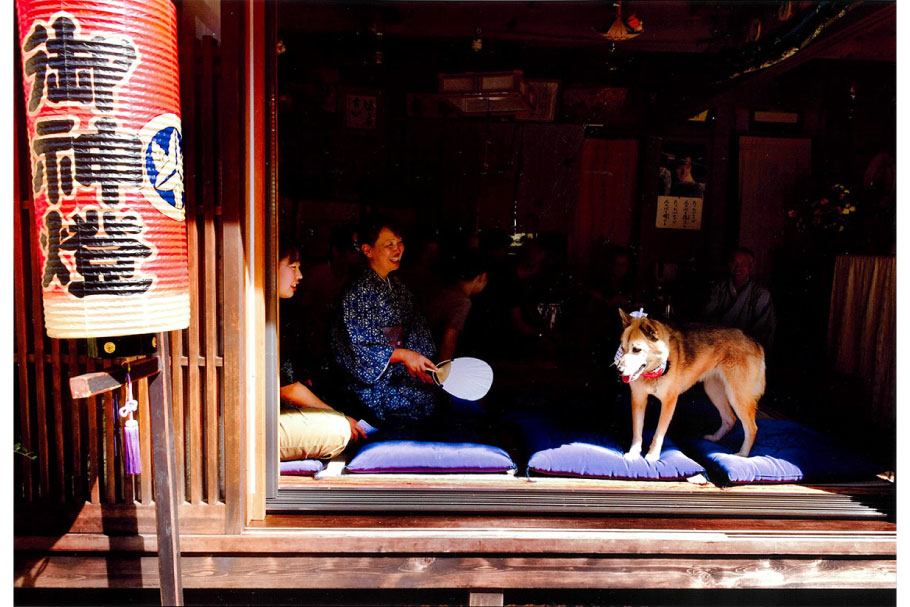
432;357;494;401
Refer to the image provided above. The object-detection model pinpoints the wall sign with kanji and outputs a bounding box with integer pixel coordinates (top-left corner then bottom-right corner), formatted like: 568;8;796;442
16;0;190;338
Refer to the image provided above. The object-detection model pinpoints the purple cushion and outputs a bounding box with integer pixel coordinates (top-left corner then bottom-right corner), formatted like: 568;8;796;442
280;459;326;476
509;412;705;480
679;419;884;485
346;440;516;474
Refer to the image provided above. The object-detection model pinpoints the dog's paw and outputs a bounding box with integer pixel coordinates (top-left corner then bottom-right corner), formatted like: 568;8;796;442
644;451;661;462
623;450;641;460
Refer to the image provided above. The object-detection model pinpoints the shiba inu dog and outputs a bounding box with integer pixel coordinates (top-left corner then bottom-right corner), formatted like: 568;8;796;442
615;309;765;461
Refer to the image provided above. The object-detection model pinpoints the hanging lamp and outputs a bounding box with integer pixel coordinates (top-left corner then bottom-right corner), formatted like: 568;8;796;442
594;1;644;42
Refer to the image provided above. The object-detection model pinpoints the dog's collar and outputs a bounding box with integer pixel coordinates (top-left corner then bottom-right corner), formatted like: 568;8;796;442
641;359;669;379
614;344;669;381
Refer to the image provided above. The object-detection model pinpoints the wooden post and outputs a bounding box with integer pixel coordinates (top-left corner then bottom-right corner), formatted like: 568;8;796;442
68;334;184;606
469;592;504;606
147;332;184;606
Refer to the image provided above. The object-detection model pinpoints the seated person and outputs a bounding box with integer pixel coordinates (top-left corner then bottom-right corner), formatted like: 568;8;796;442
277;237;366;461
591;247;637;311
502;240;559;360
330;216;448;436
295;224;362;366
703;246;776;352
424;248;489;362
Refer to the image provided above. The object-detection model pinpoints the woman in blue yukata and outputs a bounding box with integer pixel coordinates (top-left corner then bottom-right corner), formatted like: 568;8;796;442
331;216;449;435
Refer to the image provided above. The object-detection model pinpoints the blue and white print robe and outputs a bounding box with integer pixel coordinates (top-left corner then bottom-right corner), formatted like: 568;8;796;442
331;268;444;426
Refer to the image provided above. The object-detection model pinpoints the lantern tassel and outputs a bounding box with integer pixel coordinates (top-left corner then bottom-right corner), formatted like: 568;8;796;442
119;367;141;475
119;392;142;475
123;418;142;475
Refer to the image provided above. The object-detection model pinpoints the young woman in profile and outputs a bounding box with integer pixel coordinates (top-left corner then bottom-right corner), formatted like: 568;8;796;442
277;236;366;462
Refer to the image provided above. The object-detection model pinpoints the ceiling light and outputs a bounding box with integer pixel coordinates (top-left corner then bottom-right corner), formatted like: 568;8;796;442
594;1;643;42
439;70;533;114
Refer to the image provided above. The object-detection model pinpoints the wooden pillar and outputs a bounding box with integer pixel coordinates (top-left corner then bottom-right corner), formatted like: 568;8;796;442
469;592;505;606
147;332;184;606
69;340;183;606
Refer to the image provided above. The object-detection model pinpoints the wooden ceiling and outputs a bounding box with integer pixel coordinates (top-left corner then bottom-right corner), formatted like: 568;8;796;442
276;1;894;121
278;1;895;60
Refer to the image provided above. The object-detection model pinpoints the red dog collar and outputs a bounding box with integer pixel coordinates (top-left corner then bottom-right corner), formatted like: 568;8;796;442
621;360;669;383
615;343;669;382
640;361;668;379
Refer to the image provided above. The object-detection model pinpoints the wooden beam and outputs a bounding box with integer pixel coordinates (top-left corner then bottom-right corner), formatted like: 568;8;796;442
13;520;896;557
219;0;248;536
14;503;227;536
243;0;269;524
147;332;184;606
69;358;161;400
668;2;896;123
13;555;896;590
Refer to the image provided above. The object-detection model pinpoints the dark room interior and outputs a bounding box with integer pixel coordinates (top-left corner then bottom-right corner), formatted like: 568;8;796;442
272;1;895;471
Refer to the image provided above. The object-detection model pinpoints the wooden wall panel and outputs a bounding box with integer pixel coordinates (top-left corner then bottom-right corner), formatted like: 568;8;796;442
570;138;639;265
201;37;222;506
738;136;812;286
13;196;34;502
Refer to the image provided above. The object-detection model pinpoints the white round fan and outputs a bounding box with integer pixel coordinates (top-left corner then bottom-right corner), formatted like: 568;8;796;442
432;357;494;401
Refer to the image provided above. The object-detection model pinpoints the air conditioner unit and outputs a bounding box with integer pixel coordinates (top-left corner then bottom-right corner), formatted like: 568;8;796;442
438;70;533;114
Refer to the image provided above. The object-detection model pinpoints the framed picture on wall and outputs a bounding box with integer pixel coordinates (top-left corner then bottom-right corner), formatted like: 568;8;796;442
656;142;707;230
339;88;382;131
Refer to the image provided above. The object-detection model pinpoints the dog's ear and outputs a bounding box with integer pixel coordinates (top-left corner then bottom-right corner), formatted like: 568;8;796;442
619;308;632;328
639;318;659;342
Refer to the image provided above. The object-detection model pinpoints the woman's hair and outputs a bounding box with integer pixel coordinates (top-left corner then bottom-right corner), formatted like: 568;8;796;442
355;214;401;252
278;234;300;264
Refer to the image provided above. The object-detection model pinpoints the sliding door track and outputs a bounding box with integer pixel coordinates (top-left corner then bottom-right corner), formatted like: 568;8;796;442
269;486;893;519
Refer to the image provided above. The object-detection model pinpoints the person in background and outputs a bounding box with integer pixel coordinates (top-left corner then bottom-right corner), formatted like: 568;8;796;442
277;236;366;462
591;246;637;311
504;240;556;359
397;225;444;312
302;224;362;310
703;246;776;352
330;216;446;434
424;248;489;362
296;224;362;367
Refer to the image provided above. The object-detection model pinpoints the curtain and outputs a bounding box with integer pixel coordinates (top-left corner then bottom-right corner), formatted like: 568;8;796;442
827;255;896;428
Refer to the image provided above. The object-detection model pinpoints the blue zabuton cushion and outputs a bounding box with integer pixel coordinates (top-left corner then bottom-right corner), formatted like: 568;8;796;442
679;419;884;485
280;459;325;476
509;412;705;480
346;440;516;474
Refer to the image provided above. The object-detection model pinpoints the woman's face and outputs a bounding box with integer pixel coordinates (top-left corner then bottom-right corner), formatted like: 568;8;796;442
362;227;404;277
278;255;302;298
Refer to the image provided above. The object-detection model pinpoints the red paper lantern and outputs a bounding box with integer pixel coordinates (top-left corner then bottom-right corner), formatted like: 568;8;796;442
16;0;189;338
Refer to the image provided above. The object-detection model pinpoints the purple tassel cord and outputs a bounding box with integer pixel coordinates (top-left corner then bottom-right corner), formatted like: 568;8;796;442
123;418;142;475
119;369;142;475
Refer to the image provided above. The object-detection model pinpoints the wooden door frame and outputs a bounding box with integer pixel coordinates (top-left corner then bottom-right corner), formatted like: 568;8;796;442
239;0;269;523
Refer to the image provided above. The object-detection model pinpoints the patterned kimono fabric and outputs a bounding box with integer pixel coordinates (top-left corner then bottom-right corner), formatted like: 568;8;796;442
705;279;776;351
332;268;445;429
